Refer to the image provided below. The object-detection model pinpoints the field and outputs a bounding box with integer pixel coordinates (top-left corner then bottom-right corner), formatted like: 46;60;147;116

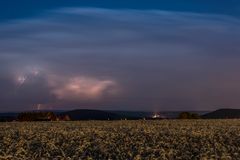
0;120;240;160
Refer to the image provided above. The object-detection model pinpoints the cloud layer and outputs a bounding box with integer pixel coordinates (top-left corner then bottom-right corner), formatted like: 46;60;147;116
1;8;240;111
49;76;118;101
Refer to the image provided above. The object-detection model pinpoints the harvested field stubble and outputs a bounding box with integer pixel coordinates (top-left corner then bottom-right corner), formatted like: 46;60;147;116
0;120;240;159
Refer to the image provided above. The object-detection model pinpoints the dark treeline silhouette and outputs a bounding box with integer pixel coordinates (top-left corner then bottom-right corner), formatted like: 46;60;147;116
6;109;240;122
178;112;200;119
18;112;57;121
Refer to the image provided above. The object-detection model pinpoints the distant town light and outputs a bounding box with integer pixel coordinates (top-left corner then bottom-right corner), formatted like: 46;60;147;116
152;113;160;119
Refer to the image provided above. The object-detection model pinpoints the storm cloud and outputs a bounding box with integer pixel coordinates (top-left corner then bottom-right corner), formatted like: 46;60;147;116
1;8;240;111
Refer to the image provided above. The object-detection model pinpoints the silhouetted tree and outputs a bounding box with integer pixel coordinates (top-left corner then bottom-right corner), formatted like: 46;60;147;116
178;112;200;119
18;112;57;121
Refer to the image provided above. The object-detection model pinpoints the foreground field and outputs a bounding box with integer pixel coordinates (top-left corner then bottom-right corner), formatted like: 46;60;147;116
0;120;240;160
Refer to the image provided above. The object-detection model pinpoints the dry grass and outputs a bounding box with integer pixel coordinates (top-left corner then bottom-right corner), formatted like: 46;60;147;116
0;120;240;159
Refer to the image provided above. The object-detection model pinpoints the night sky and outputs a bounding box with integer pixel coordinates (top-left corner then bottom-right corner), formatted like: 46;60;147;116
1;0;240;112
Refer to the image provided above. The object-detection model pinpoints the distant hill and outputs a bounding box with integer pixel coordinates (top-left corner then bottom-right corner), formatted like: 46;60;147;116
0;112;18;117
0;116;16;122
0;113;18;122
202;109;240;119
61;109;141;120
109;111;152;118
109;111;208;119
0;109;209;121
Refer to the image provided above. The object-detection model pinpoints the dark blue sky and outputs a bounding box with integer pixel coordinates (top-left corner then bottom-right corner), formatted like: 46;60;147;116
1;0;240;22
1;1;240;111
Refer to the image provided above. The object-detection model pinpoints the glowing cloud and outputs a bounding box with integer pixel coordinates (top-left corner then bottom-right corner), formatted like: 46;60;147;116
16;75;26;85
49;76;119;101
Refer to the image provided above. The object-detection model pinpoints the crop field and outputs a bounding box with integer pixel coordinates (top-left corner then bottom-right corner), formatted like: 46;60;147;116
0;120;240;160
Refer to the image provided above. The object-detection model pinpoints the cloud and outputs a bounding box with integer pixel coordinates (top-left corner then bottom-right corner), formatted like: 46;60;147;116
0;8;240;111
48;75;119;101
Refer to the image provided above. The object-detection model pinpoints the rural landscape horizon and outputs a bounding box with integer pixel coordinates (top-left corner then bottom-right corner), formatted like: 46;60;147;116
1;0;240;159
